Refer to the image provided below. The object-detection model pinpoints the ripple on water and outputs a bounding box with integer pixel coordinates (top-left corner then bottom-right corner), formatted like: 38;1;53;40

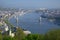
9;13;60;34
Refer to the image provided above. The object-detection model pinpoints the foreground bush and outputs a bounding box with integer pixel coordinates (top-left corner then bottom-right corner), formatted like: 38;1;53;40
0;29;60;40
23;34;44;40
45;29;60;40
14;28;25;40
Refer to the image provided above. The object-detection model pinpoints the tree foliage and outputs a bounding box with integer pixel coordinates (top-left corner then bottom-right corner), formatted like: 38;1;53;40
23;34;44;40
14;28;25;40
45;29;60;40
0;29;60;40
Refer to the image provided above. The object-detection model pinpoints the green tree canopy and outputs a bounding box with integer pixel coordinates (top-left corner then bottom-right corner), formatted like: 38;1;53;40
45;29;60;40
14;28;25;40
23;34;44;40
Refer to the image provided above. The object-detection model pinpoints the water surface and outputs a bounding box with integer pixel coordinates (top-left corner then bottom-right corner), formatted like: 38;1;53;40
9;12;60;34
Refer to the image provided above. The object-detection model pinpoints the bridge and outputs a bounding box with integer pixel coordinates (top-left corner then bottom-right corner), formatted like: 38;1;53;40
8;10;34;20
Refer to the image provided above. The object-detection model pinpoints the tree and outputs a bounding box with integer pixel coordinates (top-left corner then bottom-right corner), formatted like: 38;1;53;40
14;28;25;40
0;33;2;40
23;34;44;40
45;29;60;40
3;36;15;40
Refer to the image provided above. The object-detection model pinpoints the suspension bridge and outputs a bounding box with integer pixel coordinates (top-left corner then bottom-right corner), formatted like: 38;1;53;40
8;10;33;20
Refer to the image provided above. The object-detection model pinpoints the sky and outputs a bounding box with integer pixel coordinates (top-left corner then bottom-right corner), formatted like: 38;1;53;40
0;0;60;9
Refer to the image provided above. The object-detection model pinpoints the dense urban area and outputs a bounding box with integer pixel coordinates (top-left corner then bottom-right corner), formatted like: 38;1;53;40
0;8;60;40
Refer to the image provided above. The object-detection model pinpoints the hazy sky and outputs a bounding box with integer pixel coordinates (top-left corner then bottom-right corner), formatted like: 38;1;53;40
0;0;60;8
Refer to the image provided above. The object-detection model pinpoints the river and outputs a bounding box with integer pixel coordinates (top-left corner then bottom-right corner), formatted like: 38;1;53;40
9;12;60;34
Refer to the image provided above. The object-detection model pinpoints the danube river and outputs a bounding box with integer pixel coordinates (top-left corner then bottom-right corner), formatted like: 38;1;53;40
9;12;60;34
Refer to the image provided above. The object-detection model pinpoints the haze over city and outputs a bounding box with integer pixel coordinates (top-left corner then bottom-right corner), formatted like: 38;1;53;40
0;0;60;9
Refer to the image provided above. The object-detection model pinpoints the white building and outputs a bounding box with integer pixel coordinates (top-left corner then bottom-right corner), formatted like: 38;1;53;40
9;29;15;37
23;30;31;35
